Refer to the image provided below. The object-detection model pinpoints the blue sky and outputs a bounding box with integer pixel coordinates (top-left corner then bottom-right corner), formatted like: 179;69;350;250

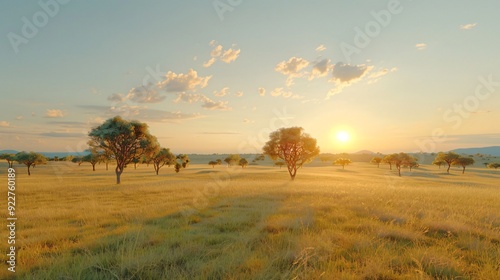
1;0;499;154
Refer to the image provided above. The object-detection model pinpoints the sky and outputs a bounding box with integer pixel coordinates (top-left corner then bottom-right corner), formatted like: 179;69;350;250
1;0;500;154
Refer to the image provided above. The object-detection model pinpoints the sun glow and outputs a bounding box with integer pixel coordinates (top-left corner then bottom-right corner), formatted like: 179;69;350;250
336;131;350;143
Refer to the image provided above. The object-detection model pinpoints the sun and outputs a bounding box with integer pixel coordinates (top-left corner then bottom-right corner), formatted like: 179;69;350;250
336;131;350;143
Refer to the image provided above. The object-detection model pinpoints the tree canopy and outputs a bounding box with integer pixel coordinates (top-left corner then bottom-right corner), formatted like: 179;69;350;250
335;158;351;169
370;157;383;168
263;127;319;180
452;157;475;174
88;116;158;184
434;152;460;173
15;151;47;175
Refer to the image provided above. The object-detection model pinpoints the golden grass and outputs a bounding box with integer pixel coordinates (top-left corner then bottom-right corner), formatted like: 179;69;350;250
0;161;499;279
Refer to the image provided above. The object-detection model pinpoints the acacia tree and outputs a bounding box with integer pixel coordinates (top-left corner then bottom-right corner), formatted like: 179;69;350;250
0;153;15;168
71;156;84;166
151;148;175;175
488;163;500;169
335;158;351;169
15;151;47;176
177;154;190;168
224;154;240;167
404;156;419;171
432;158;445;169
88;116;158;184
263;127;320;180
382;154;396;170
434;152;460;173
239;158;248;168
83;150;101;171
370;157;382;168
386;152;415;177
274;161;285;169
452;157;475;174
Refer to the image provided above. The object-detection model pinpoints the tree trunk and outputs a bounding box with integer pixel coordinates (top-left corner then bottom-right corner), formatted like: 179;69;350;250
398;167;401;177
446;164;451;173
389;163;392;170
92;164;96;171
115;166;123;184
342;165;345;170
462;167;465;174
377;163;380;168
134;163;137;170
27;164;31;176
106;162;108;170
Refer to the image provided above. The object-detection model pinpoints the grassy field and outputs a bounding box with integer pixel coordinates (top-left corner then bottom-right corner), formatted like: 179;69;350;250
1;161;499;279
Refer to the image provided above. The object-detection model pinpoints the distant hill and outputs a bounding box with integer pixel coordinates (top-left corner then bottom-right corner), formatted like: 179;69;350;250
451;146;500;156
0;150;18;155
353;150;376;155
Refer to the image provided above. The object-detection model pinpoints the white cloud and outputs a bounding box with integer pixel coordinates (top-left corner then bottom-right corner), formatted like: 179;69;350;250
258;87;266;96
243;118;255;124
127;86;165;103
193;56;198;61
173;93;203;104
460;23;477;30
309;58;331;80
158;69;211;92
45;109;64;118
203;41;241;68
316;44;326;52
270;88;294;98
221;48;241;63
214;87;230;97
368;67;398;84
331;62;372;83
415;43;427;50
201;98;230;111
15;116;23;120
108;93;126;102
275;57;309;86
0;121;10;127
174;93;231;111
203;58;216;68
234;91;244;97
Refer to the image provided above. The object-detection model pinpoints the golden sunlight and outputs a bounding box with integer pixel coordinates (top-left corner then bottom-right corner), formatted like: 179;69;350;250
336;131;350;143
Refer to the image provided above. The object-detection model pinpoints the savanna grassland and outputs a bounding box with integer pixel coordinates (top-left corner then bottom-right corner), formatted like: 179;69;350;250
1;161;499;279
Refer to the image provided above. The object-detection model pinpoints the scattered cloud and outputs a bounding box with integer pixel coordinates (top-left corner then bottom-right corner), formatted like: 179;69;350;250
368;67;397;84
316;44;326;52
275;57;309;86
258;87;266;96
127;86;165;103
44;109;65;118
15;116;23;120
270;88;293;98
203;58;216;68
174;93;231;111
214;87;230;97
309;58;331;80
415;43;427;50
221;48;241;63
201;98;231;111
243;118;255;124
193;56;198;61
331;62;372;83
203;41;241;67
108;93;127;102
90;87;99;95
158;69;211;92
234;91;243;97
460;23;477;30
0;121;10;127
